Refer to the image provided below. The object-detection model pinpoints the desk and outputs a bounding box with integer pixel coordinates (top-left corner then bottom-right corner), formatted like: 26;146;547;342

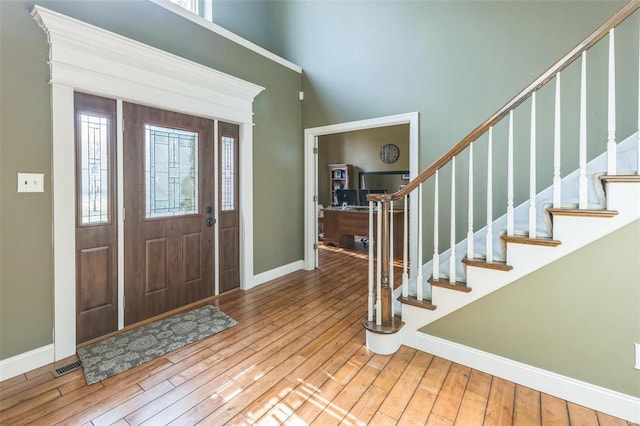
323;207;405;259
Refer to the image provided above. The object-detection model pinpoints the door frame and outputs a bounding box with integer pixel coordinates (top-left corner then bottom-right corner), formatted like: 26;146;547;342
35;6;264;360
303;112;420;270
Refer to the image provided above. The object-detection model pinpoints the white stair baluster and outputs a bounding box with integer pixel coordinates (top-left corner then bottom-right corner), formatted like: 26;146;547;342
487;128;494;262
638;20;640;176
376;201;382;325
507;111;514;236
402;195;408;298
608;28;617;175
368;200;374;322
432;172;440;281
449;157;456;283
389;200;394;317
467;142;474;259
529;91;537;238
553;73;562;208
417;183;424;301
579;51;588;209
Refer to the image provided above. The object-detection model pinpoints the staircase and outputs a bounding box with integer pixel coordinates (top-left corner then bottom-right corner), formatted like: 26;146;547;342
362;1;640;420
399;134;640;333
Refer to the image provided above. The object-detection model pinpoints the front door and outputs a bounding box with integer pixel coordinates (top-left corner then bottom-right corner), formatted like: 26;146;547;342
123;103;215;325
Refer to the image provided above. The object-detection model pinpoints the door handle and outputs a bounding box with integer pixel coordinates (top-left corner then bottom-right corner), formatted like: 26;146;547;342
206;217;215;227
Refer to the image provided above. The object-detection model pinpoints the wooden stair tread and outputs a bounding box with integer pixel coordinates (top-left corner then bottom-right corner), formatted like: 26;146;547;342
500;235;561;247
547;208;618;218
462;256;513;271
428;276;472;292
362;315;405;334
599;174;640;183
397;295;437;310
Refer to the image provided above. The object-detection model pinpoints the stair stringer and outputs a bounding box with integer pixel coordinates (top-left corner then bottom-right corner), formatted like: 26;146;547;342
400;177;640;347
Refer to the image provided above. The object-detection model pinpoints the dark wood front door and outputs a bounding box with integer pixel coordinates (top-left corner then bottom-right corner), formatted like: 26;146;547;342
123;103;215;325
74;93;118;343
218;122;240;292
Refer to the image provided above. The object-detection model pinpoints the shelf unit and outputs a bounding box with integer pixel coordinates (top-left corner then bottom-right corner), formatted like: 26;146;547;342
329;163;353;206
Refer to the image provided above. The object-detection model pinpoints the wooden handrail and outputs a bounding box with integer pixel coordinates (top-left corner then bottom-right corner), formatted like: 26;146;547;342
370;0;640;203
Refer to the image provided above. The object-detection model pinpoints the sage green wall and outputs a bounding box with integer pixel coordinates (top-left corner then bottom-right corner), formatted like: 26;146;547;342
421;219;640;397
0;0;54;362
317;124;409;207
0;0;302;359
211;0;283;57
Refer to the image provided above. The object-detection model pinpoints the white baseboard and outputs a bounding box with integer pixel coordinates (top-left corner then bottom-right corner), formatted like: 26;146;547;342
410;333;640;423
0;344;55;382
249;260;304;289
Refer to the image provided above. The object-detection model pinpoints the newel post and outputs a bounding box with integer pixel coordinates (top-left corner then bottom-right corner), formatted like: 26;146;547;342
363;193;404;355
379;197;392;326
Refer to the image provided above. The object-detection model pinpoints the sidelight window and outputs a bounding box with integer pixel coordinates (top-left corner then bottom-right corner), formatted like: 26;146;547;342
221;135;236;211
79;113;110;224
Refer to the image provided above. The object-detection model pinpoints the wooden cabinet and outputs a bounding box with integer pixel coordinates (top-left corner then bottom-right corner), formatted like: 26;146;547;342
323;208;405;259
329;164;353;206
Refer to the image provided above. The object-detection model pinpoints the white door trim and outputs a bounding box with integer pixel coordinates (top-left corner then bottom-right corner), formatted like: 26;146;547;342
33;6;263;360
116;100;125;329
303;112;420;270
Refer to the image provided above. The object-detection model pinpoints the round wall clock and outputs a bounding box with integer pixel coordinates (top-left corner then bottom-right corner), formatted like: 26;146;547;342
380;143;399;164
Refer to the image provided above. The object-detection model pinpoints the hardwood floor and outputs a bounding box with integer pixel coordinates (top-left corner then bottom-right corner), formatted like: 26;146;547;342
0;245;636;425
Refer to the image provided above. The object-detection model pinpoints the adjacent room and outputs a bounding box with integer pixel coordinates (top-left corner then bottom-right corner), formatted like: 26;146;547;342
317;124;410;261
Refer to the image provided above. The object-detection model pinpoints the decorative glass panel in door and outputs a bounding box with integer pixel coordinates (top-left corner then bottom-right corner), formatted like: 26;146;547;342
79;113;110;224
145;124;199;218
221;135;236;211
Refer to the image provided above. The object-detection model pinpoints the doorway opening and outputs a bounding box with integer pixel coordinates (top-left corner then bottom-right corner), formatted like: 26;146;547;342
303;112;420;271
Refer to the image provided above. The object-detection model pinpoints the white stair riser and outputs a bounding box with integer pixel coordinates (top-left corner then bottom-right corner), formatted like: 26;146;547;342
604;182;640;216
552;214;628;243
505;244;560;273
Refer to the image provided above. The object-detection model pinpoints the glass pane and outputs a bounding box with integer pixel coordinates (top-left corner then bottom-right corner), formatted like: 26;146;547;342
80;113;110;224
221;135;235;211
169;0;199;14
145;124;199;218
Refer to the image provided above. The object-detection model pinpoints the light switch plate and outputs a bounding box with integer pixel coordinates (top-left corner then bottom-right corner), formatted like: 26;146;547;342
17;173;44;193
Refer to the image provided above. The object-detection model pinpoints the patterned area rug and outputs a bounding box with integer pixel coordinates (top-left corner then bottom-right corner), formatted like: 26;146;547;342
77;305;237;385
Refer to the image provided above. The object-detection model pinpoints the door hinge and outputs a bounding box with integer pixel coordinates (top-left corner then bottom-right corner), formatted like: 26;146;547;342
313;243;318;250
313;147;318;154
313;195;318;202
122;208;125;221
122;296;125;310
